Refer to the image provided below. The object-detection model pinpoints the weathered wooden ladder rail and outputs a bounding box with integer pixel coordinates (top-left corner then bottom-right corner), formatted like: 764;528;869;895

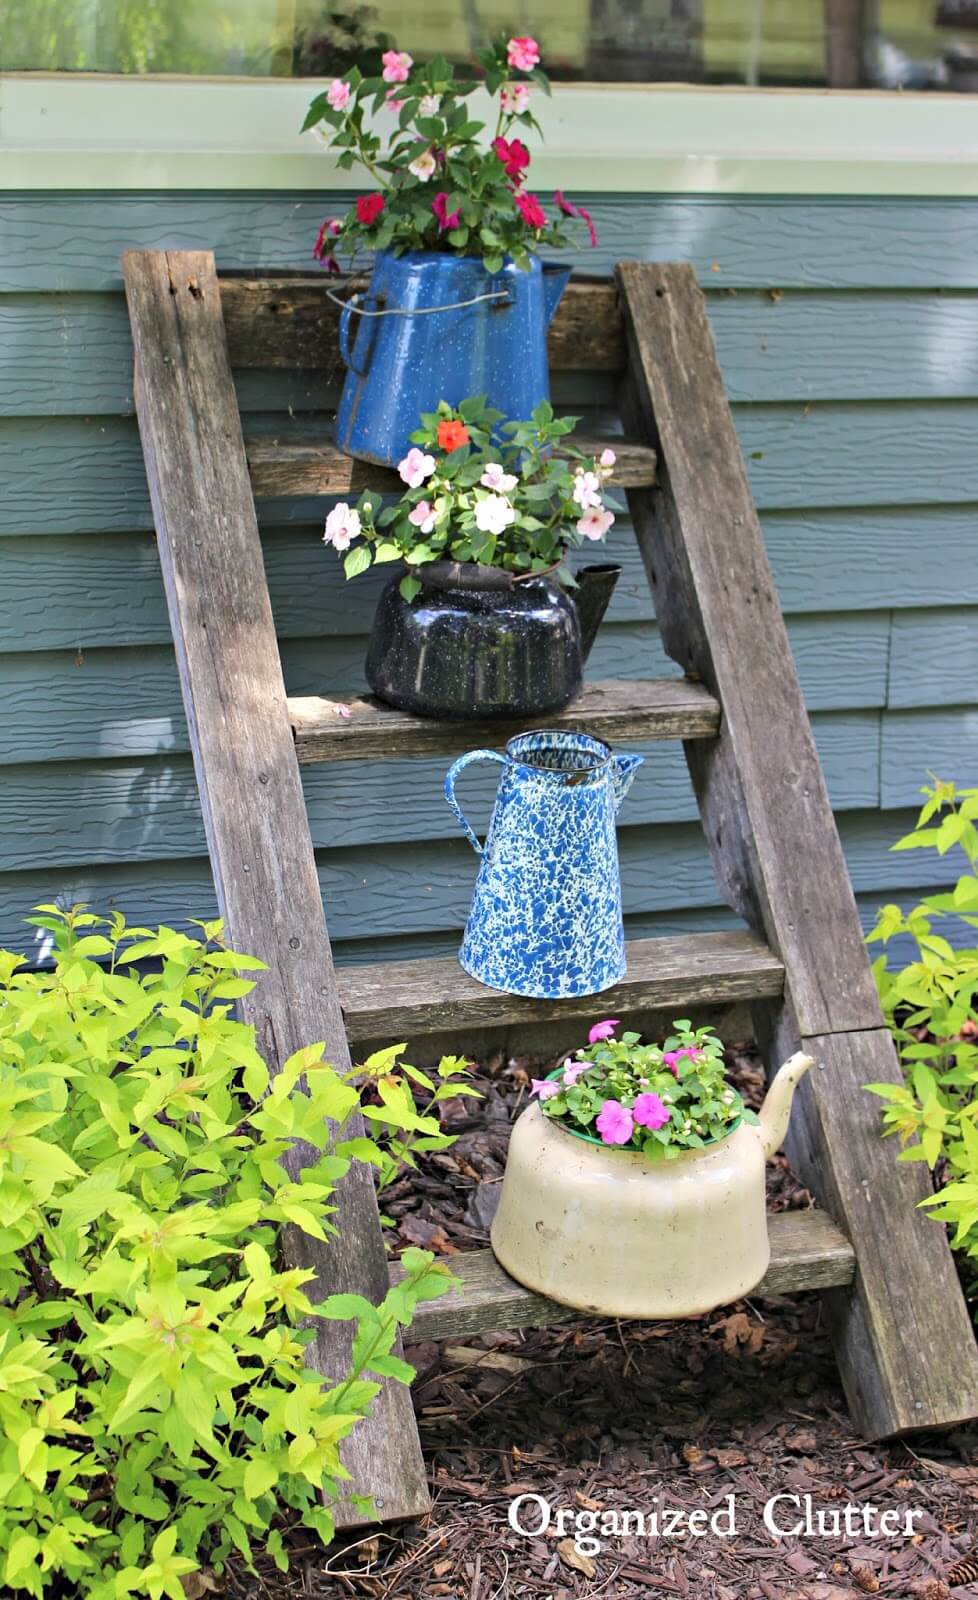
122;251;978;1529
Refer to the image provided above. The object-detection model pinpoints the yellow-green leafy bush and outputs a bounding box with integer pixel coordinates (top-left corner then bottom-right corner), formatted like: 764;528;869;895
0;907;468;1598
867;781;978;1281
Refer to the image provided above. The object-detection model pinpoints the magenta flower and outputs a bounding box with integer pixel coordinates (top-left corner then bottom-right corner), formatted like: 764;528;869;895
493;135;530;180
633;1092;671;1131
432;191;461;231
588;1019;619;1044
562;1060;590;1087
513;189;547;230
663;1046;703;1076
507;35;540;72
596;1099;633;1145
530;1077;560;1100
312;217;342;272
554;189;598;249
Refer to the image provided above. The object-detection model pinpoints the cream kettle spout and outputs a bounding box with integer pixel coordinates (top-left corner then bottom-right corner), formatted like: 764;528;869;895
757;1051;814;1159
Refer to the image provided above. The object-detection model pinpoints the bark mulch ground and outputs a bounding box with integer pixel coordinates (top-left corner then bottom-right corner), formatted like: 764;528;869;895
225;1045;978;1600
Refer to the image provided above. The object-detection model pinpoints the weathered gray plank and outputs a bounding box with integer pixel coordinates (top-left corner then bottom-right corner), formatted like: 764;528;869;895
0;711;883;871
618;261;882;1039
221;275;624;374
784;1028;978;1437
394;1209;856;1343
122;249;426;1526
617;260;978;1438
337;930;783;1040
6;196;978;292
245;434;657;499
290;678;718;764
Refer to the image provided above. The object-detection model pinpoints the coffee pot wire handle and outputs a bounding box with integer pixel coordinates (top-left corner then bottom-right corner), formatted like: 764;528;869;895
443;750;507;854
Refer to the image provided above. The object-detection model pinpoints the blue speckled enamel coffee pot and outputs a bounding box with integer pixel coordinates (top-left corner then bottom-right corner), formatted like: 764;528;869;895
336;250;572;467
444;730;644;999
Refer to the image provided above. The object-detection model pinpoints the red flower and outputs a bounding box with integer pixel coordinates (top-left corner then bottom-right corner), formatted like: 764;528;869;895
554;189;598;248
431;191;461;231
513;189;547;230
492;135;530;181
355;193;385;227
437;419;470;452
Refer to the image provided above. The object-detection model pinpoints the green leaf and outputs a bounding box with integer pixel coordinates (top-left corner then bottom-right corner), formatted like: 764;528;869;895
344;546;372;580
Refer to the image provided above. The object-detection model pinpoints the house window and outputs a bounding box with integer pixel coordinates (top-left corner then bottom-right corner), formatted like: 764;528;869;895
3;0;978;90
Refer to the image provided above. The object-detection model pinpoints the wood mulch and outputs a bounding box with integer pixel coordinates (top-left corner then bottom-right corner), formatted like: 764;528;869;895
224;1045;978;1600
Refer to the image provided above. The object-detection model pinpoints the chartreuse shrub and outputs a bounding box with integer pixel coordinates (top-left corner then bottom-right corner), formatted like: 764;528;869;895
866;780;978;1288
0;906;473;1598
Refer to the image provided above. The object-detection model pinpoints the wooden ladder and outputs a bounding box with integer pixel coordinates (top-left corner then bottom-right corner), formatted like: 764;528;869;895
122;250;978;1529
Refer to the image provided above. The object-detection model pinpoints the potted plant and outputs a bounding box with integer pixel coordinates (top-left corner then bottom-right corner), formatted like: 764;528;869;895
321;396;622;719
490;1019;814;1317
304;36;598;466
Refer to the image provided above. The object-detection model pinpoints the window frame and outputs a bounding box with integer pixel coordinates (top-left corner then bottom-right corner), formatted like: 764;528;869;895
1;73;977;194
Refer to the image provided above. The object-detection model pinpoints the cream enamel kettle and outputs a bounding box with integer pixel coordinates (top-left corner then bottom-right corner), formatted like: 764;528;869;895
490;1052;814;1318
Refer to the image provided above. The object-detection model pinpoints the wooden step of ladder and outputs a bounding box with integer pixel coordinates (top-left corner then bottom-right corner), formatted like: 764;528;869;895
122;250;978;1534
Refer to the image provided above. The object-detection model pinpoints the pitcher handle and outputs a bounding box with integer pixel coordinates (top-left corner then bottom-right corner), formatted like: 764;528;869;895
444;750;507;854
338;296;378;378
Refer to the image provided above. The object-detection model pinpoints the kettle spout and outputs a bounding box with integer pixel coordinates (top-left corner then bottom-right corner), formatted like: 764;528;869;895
542;263;572;325
574;564;621;661
612;751;644;811
758;1052;814;1159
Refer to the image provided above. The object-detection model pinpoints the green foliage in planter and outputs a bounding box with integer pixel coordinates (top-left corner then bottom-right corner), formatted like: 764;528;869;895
866;780;978;1279
0;907;468;1599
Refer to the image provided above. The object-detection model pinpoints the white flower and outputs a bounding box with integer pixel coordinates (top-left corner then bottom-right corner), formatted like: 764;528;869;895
500;83;530;114
323;502;361;552
474;494;517;536
480;462;518;493
398;447;437;488
408;499;436;534
419;94;442;116
576;507;615;541
408;149;437;182
572;468;602;510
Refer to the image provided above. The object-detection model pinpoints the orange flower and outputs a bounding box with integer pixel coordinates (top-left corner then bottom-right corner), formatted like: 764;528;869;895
436;419;470;452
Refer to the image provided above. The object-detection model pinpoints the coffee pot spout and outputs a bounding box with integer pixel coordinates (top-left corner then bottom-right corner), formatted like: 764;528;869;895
758;1052;814;1159
542;262;572;324
612;752;644;811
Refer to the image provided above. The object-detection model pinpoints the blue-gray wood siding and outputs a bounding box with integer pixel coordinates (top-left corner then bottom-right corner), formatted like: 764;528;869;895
1;191;976;966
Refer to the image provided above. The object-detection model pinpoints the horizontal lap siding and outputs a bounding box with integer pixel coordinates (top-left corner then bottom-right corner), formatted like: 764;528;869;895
0;191;975;963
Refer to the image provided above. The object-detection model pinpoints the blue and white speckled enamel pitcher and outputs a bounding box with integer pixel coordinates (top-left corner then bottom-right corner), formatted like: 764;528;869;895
336;250;571;467
444;731;643;999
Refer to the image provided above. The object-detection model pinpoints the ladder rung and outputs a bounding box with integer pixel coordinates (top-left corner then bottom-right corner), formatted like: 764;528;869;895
247;433;656;499
392;1209;855;1341
339;930;783;1040
290;678;719;764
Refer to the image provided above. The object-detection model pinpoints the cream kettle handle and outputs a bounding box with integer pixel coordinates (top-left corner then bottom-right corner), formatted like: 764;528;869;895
758;1052;815;1159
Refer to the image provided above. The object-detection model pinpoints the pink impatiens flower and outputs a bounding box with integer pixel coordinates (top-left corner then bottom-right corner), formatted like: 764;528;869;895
577;508;615;541
599;447;616;471
507;35;540;71
493;136;530;181
408;499;436;533
382;49;412;83
596;1099;633;1145
398;446;436;488
385;90;405;113
530;1077;560;1100
588;1019;619;1044
480;462;518;493
513;190;547;230
663;1046;703;1076
554;189;598;248
633;1092;671;1131
562;1060;590;1086
327;78;352;111
312;217;342;272
409;149;437;182
572;468;602;510
323;502;361;552
501;83;530;115
432;191;461;231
